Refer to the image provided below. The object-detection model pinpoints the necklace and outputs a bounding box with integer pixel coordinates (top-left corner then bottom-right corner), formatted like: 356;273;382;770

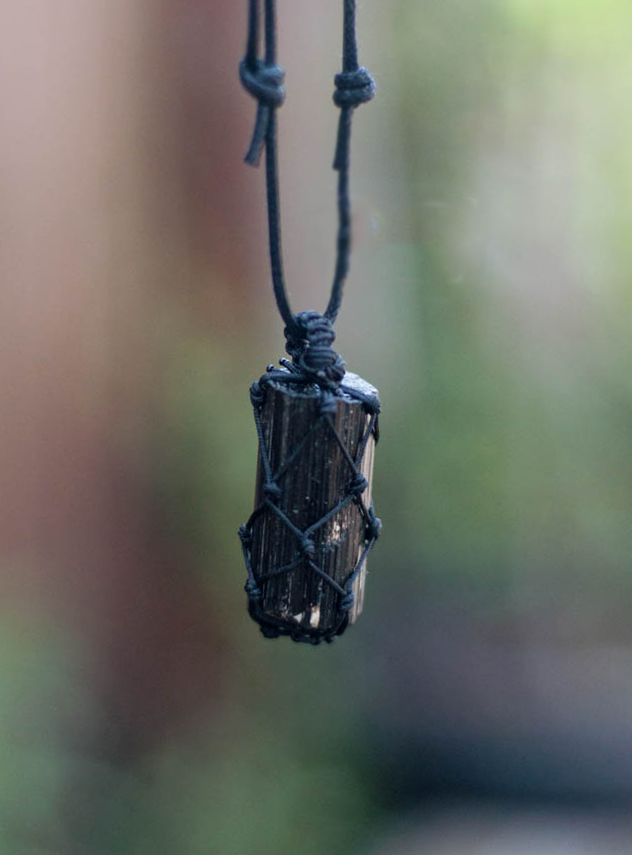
238;0;381;645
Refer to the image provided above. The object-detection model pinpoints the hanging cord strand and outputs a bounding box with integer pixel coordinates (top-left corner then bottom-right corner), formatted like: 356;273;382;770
240;0;296;333
327;0;376;323
262;0;296;334
240;0;375;334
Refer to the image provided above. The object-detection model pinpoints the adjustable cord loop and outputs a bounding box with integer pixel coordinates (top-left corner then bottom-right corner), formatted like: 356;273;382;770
327;1;376;322
239;0;375;339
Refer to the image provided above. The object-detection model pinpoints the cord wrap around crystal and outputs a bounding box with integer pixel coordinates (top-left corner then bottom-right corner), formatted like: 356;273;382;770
238;368;381;643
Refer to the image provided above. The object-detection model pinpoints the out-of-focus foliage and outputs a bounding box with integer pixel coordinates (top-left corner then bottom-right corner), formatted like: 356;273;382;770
387;0;632;602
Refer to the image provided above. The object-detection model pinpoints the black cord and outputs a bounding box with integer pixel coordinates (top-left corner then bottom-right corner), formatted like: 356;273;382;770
238;1;381;644
240;0;375;338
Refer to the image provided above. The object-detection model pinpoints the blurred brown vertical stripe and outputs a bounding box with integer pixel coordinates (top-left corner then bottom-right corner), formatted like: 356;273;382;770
0;0;254;745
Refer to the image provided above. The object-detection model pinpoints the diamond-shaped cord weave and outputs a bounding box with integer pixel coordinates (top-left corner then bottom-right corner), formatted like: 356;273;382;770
239;364;381;644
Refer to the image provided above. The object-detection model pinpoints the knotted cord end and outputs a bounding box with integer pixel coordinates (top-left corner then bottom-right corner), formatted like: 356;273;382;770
239;57;286;166
332;66;376;172
333;67;376;109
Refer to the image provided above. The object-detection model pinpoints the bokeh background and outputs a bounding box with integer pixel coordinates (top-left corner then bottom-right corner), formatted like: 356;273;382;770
2;0;632;852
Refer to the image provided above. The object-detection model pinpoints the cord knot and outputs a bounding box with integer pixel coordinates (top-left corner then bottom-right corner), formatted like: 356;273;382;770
240;58;286;166
238;524;252;547
263;481;283;502
333;67;376;109
340;590;355;612
348;472;368;496
298;534;316;559
367;511;382;541
250;381;265;408
240;58;286;108
245;579;262;600
284;311;346;389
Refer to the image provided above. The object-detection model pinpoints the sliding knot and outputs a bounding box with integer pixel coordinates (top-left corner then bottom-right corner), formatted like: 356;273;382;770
333;67;376;108
349;473;368;496
240;58;286;107
240;58;285;166
284;311;345;388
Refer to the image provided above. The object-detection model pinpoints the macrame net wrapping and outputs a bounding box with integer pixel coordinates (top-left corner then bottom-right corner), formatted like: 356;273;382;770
238;313;382;644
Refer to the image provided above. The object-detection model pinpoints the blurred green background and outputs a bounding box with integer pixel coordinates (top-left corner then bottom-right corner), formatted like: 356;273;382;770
2;0;632;852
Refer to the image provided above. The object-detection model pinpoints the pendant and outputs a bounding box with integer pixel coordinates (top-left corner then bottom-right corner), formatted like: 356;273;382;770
239;344;381;644
237;0;379;643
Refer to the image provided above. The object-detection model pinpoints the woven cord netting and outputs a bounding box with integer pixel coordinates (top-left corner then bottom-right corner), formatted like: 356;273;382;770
239;370;381;644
